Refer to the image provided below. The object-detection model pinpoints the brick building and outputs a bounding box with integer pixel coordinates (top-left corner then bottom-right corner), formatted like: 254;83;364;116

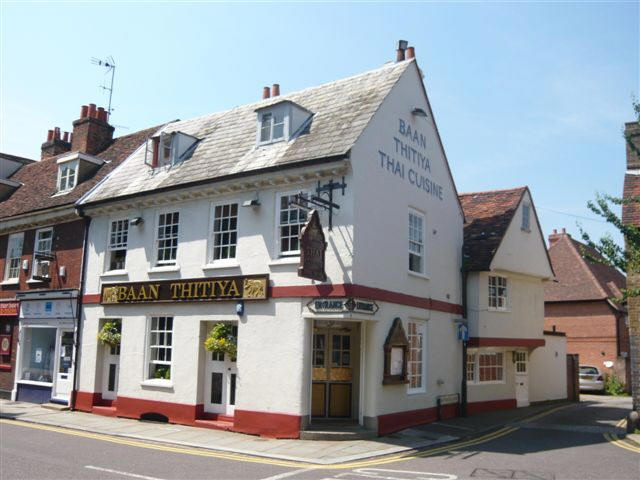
0;105;158;404
622;120;640;411
544;229;629;388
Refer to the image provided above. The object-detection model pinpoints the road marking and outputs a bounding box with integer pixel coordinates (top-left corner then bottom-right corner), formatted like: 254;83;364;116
261;468;312;480
602;418;640;454
350;467;457;479
85;465;166;480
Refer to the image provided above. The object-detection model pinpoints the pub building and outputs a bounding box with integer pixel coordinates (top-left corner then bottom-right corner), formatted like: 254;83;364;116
74;44;566;438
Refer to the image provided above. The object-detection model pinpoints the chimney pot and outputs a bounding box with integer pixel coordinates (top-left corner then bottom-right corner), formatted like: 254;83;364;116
88;103;97;118
97;107;107;122
272;84;280;97
406;46;415;59
47;129;54;142
81;105;89;118
54;127;61;140
396;48;405;62
262;86;270;99
562;228;566;234
63;131;69;142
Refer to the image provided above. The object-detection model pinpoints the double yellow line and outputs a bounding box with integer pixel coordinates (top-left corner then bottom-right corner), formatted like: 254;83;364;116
0;418;516;470
603;418;640;454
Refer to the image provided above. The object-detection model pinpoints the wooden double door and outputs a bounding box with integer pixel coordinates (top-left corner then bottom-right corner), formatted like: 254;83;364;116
312;323;354;418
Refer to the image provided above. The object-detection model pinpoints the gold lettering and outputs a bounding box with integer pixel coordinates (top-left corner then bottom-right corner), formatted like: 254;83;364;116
227;280;240;297
212;280;225;297
195;282;207;298
118;286;128;301
170;283;180;299
126;286;137;301
137;286;149;300
206;281;216;297
181;282;195;299
149;284;159;300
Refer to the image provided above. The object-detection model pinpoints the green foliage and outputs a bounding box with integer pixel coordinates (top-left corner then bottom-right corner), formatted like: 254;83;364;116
204;323;237;358
153;366;171;380
97;320;121;346
604;372;626;396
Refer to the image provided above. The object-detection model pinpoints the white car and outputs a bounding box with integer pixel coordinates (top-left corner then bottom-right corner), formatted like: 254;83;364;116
579;365;605;392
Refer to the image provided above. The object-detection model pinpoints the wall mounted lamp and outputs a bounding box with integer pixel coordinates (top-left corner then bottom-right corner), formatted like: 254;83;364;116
412;108;428;118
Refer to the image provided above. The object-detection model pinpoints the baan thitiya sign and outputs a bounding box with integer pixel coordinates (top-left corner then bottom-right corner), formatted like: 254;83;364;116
101;274;269;304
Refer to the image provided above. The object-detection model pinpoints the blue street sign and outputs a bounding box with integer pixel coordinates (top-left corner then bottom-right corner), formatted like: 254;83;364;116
458;324;469;342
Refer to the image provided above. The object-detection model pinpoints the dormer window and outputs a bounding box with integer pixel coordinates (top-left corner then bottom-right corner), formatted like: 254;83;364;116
145;131;199;169
256;100;313;146
57;160;78;192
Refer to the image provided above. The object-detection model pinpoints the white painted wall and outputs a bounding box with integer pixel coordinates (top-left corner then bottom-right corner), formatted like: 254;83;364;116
490;190;553;279
529;334;567;402
466;347;516;403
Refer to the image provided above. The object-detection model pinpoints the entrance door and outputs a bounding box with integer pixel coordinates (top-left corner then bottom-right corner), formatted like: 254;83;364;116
312;323;353;419
514;351;529;407
203;325;237;416
102;344;120;401
52;330;74;402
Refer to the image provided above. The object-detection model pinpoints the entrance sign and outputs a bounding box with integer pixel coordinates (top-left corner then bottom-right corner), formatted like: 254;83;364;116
298;210;327;282
0;302;19;316
101;274;269;304
307;298;379;315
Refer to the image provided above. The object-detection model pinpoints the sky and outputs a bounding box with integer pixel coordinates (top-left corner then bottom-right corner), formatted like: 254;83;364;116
1;1;638;247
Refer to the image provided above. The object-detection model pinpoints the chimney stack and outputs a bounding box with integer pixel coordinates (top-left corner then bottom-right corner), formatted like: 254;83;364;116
272;84;280;97
262;86;270;99
71;103;115;155
548;227;570;247
406;46;415;59
625;122;640;170
396;39;408;62
41;125;71;159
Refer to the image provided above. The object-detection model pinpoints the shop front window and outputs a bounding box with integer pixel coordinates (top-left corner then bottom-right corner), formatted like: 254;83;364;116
20;328;56;383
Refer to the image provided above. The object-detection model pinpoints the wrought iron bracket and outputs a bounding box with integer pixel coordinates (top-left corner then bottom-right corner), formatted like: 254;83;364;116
288;177;347;230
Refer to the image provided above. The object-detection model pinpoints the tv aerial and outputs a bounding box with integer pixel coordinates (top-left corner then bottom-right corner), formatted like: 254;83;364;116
90;56;116;119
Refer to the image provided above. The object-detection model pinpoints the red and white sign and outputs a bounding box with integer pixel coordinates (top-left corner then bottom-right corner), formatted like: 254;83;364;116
0;335;11;355
0;302;19;317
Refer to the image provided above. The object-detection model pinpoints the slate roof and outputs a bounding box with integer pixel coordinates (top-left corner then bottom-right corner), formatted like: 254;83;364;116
545;232;626;303
458;187;527;271
81;59;414;205
0;126;161;220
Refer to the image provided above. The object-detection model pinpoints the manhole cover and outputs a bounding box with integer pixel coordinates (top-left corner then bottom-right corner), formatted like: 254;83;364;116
471;468;555;480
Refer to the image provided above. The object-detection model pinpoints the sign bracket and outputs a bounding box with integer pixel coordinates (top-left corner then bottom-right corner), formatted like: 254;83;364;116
289;177;347;230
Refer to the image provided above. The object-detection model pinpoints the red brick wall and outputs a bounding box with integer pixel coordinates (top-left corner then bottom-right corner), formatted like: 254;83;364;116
0;219;86;299
545;300;628;385
0;318;18;396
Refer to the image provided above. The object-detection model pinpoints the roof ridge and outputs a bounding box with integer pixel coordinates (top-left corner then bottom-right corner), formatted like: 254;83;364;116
458;186;527;197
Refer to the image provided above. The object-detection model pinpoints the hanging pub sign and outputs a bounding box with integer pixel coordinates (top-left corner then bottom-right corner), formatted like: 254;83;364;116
298;210;327;282
307;298;379;315
101;274;269;304
0;335;11;356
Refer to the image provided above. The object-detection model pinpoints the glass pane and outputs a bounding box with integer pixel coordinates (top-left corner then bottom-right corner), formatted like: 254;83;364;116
20;328;56;383
211;372;223;404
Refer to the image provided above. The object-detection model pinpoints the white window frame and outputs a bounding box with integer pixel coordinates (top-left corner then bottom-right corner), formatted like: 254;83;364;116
406;319;427;394
466;352;476;383
488;274;508;311
56;160;78;193
276;191;309;257
467;350;505;385
31;227;53;281
154;210;180;266
144;316;173;383
521;203;531;232
3;232;24;282
408;209;426;276
106;218;129;272
515;351;528;374
259;110;286;145
210;202;239;263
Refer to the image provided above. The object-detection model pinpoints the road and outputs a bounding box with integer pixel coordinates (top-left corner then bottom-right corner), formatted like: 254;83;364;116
1;395;638;480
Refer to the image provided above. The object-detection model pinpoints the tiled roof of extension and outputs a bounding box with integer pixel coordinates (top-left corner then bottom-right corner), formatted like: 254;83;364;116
544;233;626;304
0;125;161;220
458;187;527;271
81;59;414;205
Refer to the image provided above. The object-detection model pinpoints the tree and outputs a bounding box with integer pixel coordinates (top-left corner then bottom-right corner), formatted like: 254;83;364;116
579;99;640;421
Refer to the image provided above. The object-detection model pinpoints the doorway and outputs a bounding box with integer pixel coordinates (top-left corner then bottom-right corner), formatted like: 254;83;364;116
311;321;359;420
52;329;74;402
514;350;529;407
101;343;120;401
203;324;237;416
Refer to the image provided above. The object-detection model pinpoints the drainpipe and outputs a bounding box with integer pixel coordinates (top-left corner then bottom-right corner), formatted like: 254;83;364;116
69;214;90;411
460;264;469;417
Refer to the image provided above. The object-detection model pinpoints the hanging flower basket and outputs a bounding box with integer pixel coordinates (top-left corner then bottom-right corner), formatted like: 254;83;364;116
204;323;237;358
97;320;121;347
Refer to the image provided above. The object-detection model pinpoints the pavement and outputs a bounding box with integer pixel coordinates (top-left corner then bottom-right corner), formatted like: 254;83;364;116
0;397;625;466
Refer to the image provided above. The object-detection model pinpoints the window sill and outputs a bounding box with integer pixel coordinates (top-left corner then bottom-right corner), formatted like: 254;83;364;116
0;364;12;372
140;379;174;389
408;270;430;280
26;278;49;284
407;388;426;395
202;260;240;270
0;279;19;286
269;256;300;266
18;379;52;387
148;265;180;274
101;270;129;278
487;307;511;313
